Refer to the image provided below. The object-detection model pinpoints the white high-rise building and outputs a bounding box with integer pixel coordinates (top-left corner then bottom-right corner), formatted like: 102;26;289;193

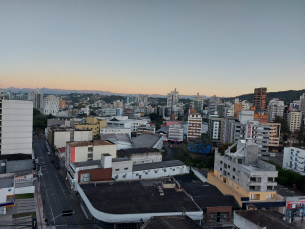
43;95;59;116
167;88;179;115
267;98;284;122
288;111;301;132
168;124;184;142
282;146;305;175
27;88;43;110
0;91;33;155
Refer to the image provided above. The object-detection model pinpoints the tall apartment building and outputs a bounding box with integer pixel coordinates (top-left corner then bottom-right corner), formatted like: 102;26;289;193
209;115;224;144
113;100;123;108
0;91;33;155
126;95;134;104
208;95;221;115
27;88;43;110
253;87;267;111
187;109;202;141
224;110;280;155
168;124;184;142
167;88;179;115
267;98;284;122
59;99;66;109
288;111;301;132
192;93;204;114
208;138;278;207
300;93;305;119
43;95;59;116
282;146;305;175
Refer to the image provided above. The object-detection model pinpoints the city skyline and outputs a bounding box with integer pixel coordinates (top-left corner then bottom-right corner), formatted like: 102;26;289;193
1;0;305;97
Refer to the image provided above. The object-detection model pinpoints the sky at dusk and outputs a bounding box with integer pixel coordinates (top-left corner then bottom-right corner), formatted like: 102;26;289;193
1;0;304;97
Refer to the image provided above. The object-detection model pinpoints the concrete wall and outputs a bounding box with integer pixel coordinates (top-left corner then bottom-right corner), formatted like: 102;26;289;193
234;212;262;229
74;145;117;163
74;131;92;141
54;131;70;148
15;186;35;194
78;168;112;182
1;100;33;155
112;165;190;181
112;160;133;174
130;152;162;164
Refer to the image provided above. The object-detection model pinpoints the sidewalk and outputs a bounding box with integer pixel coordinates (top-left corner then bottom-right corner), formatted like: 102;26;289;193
34;180;49;229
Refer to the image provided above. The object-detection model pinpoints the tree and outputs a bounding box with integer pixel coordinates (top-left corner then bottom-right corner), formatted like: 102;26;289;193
33;108;41;116
94;133;101;140
296;124;304;145
274;116;291;140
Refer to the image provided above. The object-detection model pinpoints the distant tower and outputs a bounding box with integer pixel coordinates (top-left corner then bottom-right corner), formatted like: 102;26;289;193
253;87;267;111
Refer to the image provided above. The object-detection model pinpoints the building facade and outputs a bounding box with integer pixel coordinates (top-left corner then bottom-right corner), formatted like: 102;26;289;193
0;97;33;155
288;111;302;132
267;98;284;122
192;93;204;114
168;124;184;142
187;110;202;141
27;88;43;110
43;95;59;116
208;139;280;208
282;146;305;175
253;87;267;111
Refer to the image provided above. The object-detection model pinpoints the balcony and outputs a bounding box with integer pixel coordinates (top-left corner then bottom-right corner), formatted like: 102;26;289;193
266;181;277;186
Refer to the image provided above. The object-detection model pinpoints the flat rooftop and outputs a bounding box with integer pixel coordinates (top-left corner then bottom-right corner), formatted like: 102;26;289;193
291;146;305;151
0;154;32;161
0;177;14;189
235;210;298;229
174;175;240;210
133;160;185;172
67;140;114;147
117;148;159;158
79;179;201;214
274;185;300;197
141;215;202;229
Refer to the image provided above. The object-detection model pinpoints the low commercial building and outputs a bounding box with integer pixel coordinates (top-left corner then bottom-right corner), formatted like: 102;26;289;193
0;154;34;173
117;148;162;164
77;178;203;227
0;174;15;214
234;210;298;229
136;124;155;136
282;146;305;175
46;126;92;148
65;140;117;170
274;184;305;223
74;117;107;137
141;215;202;229
208;138;284;209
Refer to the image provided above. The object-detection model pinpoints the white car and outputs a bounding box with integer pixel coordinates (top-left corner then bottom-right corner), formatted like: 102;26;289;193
47;152;51;155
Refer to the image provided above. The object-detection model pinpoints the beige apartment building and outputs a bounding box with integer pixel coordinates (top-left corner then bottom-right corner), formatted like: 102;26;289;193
74;117;107;137
288;111;301;132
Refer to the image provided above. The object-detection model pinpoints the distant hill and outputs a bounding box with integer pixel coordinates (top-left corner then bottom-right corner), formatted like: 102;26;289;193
223;89;305;104
3;87;208;99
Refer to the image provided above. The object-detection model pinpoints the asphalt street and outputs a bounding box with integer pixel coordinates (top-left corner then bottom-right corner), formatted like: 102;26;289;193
33;138;91;229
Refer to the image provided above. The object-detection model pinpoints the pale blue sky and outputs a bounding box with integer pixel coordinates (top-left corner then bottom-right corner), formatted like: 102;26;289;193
1;0;304;96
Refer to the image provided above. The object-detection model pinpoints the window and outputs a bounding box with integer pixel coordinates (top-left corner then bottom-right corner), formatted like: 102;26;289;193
233;168;236;172
115;169;120;171
124;167;128;170
88;147;93;152
233;175;235;180
87;153;93;161
266;194;272;199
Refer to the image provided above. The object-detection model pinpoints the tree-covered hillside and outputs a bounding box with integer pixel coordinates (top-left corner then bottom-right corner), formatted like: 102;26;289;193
223;89;305;105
